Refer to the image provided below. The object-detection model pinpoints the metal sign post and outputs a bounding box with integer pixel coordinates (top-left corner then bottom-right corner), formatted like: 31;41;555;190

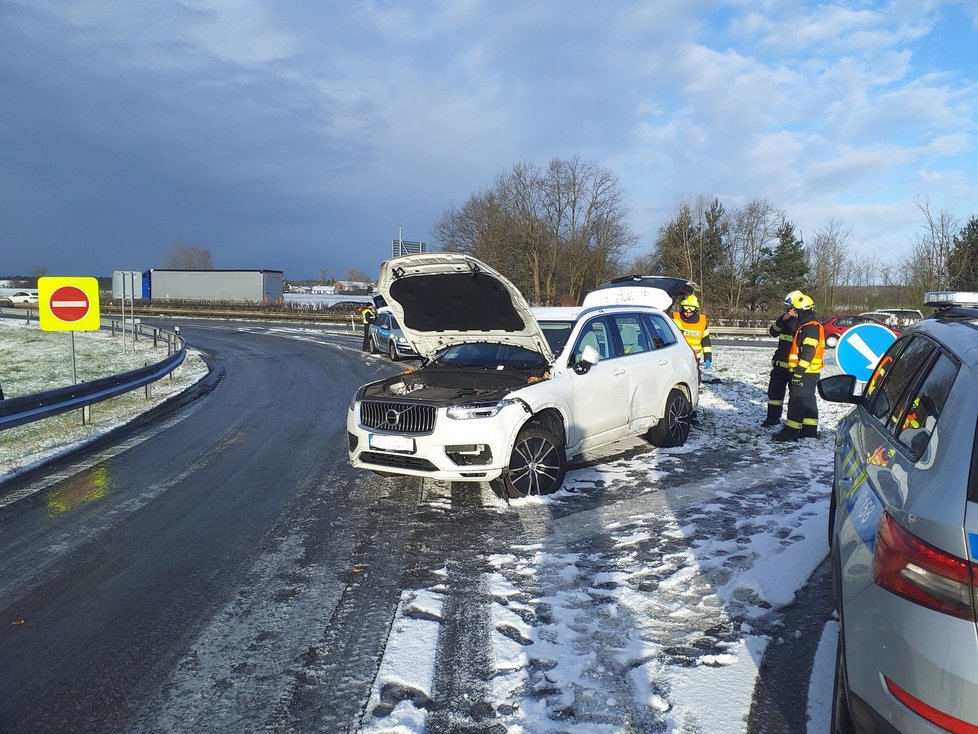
112;271;142;353
39;276;102;425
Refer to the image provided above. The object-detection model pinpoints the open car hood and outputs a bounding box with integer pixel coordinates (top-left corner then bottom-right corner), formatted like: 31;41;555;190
378;253;554;362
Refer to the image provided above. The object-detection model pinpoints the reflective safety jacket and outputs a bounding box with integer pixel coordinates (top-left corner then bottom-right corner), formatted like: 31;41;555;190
769;311;799;369
788;318;825;375
672;310;712;360
361;306;377;325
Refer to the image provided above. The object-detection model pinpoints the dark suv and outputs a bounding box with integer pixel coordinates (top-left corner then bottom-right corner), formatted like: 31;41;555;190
818;292;978;733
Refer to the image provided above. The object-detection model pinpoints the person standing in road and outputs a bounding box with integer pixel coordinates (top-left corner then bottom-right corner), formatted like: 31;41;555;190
773;293;825;442
361;303;377;351
762;290;802;427
671;294;713;371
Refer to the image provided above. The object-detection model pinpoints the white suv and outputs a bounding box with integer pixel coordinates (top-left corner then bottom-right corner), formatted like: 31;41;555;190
346;254;700;498
8;291;39;306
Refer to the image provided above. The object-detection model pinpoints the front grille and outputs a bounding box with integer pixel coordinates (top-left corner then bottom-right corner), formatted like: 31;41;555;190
359;401;437;434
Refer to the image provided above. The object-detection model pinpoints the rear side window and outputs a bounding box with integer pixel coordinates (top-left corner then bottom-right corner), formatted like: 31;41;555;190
893;354;957;458
614;315;649;355
641;313;678;348
865;337;934;425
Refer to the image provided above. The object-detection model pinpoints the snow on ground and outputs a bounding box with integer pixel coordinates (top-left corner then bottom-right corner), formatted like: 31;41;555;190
0;316;209;483
1;319;847;732
361;344;851;734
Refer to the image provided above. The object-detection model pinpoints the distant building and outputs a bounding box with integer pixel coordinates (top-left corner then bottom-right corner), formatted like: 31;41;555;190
335;280;372;293
311;285;336;294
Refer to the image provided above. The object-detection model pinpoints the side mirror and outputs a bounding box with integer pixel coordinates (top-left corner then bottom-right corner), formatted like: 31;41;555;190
574;344;601;374
818;374;860;404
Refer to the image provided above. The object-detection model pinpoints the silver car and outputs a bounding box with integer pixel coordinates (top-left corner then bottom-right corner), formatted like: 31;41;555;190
367;309;417;361
819;291;978;733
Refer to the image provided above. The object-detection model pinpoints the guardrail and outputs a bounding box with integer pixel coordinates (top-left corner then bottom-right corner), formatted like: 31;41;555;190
711;326;770;336
0;307;764;434
0;319;187;431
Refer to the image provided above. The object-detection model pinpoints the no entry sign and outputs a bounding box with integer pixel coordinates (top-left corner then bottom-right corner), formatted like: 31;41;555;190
39;276;102;331
50;286;89;321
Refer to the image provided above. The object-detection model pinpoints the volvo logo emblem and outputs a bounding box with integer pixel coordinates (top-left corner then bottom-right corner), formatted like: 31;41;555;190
385;408;400;426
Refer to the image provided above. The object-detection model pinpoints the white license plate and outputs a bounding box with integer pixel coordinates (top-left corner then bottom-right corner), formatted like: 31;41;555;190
368;433;415;453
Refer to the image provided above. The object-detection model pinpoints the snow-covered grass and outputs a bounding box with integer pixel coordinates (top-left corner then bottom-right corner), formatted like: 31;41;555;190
0;315;208;481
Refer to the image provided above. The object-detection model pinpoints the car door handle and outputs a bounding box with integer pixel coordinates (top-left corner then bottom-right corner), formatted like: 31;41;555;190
613;368;626;376
657;359;669;366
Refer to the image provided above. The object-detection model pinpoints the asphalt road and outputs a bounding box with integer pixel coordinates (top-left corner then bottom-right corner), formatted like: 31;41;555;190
0;322;828;733
0;322;396;731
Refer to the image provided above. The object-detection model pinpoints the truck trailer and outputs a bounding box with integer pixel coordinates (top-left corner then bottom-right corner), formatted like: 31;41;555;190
142;269;284;305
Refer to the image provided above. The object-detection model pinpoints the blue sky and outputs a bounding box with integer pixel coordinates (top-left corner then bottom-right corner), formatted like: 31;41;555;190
2;0;977;282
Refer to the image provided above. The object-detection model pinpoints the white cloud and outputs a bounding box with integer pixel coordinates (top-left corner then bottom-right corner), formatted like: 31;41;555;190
1;0;977;278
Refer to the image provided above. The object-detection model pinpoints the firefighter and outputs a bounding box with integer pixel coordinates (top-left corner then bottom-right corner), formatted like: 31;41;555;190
361;303;377;351
671;294;712;370
761;290;802;427
773;293;825;442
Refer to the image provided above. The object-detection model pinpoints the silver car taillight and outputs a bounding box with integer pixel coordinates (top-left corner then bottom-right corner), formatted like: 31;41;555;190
873;512;978;621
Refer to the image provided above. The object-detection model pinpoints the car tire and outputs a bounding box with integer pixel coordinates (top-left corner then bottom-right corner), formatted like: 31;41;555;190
388;340;400;361
826;334;839;348
831;627;856;734
649;388;692;448
491;426;567;499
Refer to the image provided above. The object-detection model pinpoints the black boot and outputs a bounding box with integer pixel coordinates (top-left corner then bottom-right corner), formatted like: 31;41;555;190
772;429;799;442
761;405;781;427
800;427;819;439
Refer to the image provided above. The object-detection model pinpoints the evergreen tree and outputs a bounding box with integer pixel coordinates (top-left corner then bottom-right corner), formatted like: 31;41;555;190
763;220;808;305
653;197;727;306
948;216;978;290
698;199;727;302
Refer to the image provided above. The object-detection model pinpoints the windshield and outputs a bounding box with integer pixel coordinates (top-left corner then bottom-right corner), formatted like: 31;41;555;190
435;343;548;370
538;320;574;355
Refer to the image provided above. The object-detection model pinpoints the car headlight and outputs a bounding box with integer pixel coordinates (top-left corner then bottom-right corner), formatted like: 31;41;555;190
447;398;516;420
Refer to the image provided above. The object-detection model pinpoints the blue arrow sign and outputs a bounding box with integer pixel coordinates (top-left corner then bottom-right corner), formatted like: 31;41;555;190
836;323;897;382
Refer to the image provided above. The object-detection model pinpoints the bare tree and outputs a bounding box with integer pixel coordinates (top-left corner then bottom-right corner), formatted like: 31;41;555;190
654;199;697;282
898;194;959;295
544;157;636;304
504;162;551;304
432;190;524;280
716;198;782;311
806;219;852;312
652;195;727;308
345;268;372;284
431;156;636;304
163;239;214;269
625;249;659;275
